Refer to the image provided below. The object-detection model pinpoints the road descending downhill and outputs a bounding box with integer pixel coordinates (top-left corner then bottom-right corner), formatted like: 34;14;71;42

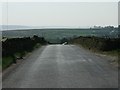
3;45;118;88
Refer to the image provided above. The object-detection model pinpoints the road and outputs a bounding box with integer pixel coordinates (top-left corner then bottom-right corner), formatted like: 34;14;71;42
3;45;118;88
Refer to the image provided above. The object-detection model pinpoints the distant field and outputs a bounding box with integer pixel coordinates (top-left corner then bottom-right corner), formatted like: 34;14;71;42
2;28;118;43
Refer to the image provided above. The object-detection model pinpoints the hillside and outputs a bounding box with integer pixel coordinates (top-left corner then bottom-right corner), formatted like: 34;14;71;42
2;28;118;43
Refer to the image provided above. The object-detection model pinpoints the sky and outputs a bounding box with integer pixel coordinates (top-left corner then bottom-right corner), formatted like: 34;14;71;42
118;2;120;25
1;2;118;28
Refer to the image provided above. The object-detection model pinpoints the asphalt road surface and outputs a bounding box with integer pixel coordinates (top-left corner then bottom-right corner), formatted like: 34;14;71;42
3;45;118;88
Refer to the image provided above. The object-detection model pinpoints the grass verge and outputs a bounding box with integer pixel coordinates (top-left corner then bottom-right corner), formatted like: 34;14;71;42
2;56;13;69
2;44;41;70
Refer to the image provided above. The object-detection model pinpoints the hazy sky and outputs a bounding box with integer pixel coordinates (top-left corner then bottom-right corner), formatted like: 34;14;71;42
118;2;120;25
1;2;118;27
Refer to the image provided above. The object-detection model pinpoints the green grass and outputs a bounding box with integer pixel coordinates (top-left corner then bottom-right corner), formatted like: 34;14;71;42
0;58;2;71
2;44;41;70
102;50;120;64
34;43;41;49
2;56;13;70
76;44;119;65
102;49;120;56
85;46;119;57
15;52;22;57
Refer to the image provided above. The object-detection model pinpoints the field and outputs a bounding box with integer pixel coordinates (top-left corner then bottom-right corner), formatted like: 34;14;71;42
2;28;118;43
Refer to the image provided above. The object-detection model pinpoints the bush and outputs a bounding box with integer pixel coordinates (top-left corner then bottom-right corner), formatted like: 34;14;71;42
71;36;120;51
2;35;48;70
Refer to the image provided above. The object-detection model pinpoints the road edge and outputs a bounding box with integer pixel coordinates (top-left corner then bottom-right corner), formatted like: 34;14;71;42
2;46;46;81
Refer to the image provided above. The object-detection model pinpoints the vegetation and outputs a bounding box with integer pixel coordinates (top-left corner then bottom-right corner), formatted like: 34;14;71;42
2;26;119;69
70;36;119;51
2;35;48;70
2;56;13;69
2;26;118;43
69;36;120;64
